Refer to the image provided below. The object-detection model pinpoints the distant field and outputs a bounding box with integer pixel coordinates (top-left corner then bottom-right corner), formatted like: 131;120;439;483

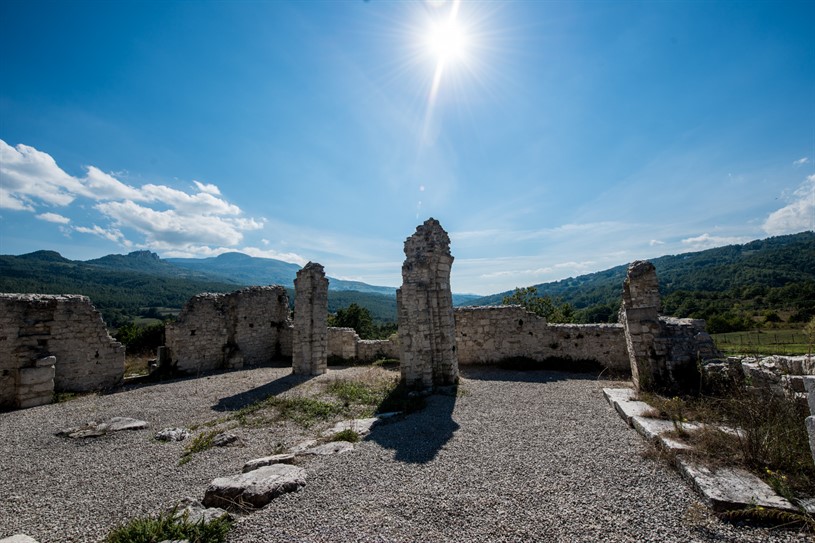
713;329;810;356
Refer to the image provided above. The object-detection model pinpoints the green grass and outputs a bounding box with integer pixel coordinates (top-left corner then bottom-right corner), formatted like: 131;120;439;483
332;428;361;443
105;508;231;543
325;377;397;406
179;429;220;465
712;328;810;356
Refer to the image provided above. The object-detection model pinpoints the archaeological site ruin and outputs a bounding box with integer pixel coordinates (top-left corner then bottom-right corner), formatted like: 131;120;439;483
0;218;743;409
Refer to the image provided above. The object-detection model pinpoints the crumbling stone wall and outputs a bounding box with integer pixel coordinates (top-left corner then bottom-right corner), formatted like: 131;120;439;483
621;261;719;394
292;262;329;376
327;327;399;362
0;293;124;409
454;306;629;370
165;286;290;374
397;218;458;389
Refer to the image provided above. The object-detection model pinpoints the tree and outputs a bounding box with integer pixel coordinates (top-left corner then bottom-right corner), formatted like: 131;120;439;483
329;303;375;339
502;286;576;323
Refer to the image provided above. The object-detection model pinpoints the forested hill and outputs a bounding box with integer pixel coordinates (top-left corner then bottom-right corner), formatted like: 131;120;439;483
465;232;815;328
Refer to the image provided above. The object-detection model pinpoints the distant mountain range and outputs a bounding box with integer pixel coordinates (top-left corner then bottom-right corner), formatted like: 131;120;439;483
1;231;812;328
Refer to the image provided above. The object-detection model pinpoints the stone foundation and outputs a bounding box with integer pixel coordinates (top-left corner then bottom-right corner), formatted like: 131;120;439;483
0;293;124;409
165;286;290;374
454;306;629;371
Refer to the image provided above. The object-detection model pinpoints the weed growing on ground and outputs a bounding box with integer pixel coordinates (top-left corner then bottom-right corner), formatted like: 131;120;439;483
105;508;231;543
332;428;361;443
179;429;220;465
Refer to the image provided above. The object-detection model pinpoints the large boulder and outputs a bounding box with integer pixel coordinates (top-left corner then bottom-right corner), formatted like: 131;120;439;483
202;464;306;510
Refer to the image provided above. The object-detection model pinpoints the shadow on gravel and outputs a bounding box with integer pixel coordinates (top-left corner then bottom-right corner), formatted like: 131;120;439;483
461;358;629;384
367;390;459;464
211;371;313;412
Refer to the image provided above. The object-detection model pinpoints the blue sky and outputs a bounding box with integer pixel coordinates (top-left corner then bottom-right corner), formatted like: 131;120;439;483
1;0;813;295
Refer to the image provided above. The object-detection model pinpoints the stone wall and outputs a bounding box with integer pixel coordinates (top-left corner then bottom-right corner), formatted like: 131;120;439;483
621;261;720;395
165;286;290;374
454;306;629;371
292;262;329;376
0;293;124;409
397;218;459;389
327;327;399;362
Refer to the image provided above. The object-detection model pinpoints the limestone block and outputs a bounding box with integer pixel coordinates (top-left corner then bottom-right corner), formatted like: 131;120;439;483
18;366;55;386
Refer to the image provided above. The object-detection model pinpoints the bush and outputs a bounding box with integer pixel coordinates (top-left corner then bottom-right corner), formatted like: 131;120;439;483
115;321;165;355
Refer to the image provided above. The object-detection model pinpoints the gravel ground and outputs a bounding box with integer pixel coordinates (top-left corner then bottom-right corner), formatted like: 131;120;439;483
0;364;811;543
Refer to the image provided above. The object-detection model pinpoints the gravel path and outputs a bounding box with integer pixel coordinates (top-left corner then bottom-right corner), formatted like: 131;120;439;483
0;365;810;542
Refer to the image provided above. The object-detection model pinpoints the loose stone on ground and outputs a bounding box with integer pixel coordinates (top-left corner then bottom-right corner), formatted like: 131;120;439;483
202;464;307;510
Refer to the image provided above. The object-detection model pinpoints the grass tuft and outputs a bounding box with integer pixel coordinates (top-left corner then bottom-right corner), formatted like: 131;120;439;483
105;508;231;543
332;428;361;443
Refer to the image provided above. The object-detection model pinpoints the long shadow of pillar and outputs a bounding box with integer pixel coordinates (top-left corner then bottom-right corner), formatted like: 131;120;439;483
211;372;313;412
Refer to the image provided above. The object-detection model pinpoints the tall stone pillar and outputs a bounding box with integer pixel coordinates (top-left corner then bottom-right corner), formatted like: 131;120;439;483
621;260;662;392
293;262;329;376
397;218;458;389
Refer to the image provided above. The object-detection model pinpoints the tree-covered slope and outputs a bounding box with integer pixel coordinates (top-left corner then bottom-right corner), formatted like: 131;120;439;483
463;232;815;326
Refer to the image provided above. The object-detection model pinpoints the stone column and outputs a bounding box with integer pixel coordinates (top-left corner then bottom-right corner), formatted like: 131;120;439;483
293;262;329;376
397;218;458;389
621;260;663;392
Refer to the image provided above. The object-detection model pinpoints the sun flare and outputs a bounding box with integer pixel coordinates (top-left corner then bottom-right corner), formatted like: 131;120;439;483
427;18;468;63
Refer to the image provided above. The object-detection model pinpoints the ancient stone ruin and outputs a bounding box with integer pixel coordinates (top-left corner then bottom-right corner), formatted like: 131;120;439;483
165;286;291;374
292;262;329;376
397;218;459;389
0;293;124;409
621;261;719;395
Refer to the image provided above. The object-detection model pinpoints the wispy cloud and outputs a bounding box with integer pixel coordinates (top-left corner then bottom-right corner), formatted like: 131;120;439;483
36;212;71;224
763;174;815;235
793;157;810;166
0;139;297;261
681;233;752;250
649;239;665;246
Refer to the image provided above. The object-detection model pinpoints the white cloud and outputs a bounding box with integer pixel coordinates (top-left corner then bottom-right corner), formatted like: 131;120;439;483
0;139;269;256
37;212;71;224
193;180;221;195
793;157;810;166
649;239;665;246
763;174;815;235
0;187;35;211
75;224;130;245
0;140;83;206
681;233;751;250
239;246;308;265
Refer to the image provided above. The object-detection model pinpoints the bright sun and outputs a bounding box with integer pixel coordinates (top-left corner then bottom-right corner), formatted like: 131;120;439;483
427;18;468;63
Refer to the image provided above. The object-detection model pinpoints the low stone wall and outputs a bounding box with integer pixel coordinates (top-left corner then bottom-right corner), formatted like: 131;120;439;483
327;327;398;362
454;306;630;371
0;293;124;409
166;286;290;374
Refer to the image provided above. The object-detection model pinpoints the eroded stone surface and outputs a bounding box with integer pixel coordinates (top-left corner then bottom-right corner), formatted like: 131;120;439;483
321;417;380;438
172;497;230;526
397;218;458;389
0;535;39;543
300;441;354;456
202;464;307;510
242;454;296;473
676;457;794;512
155;428;190;442
292;262;329;376
0;293;124;410
212;433;239;447
57;417;148;438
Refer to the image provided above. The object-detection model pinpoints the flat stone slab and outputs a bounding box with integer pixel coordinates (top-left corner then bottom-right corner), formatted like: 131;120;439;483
57;417;149;438
631;416;700;442
676;457;794;512
243;454;296;473
321;417;379;438
202;464;306;510
0;536;39;543
603;388;652;425
289;439;318;454
300;441;354;456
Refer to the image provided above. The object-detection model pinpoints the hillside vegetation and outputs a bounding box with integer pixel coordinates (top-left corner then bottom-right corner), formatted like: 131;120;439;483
1;231;813;333
467;232;815;332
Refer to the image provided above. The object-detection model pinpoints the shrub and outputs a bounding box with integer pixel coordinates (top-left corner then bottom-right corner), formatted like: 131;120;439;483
105;508;231;543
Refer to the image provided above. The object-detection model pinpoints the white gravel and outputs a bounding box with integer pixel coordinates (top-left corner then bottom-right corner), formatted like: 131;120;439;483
0;365;810;543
